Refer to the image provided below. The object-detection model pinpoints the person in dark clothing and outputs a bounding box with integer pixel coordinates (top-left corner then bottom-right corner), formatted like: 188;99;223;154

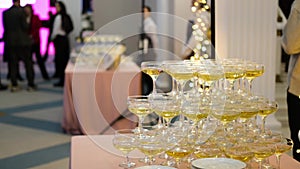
24;4;50;80
0;39;8;91
51;1;73;87
2;0;37;92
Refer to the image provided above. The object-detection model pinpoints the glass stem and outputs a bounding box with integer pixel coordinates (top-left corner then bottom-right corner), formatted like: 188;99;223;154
178;80;186;123
247;79;253;95
138;116;144;132
126;154;130;166
276;155;281;169
261;116;266;134
259;160;263;169
151;77;157;94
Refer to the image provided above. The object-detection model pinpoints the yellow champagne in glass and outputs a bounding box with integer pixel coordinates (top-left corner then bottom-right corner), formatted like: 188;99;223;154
128;107;150;117
275;144;292;155
127;95;151;133
245;69;264;80
225;71;245;80
141;61;163;94
224;146;254;162
212;110;240;124
169;72;194;81
258;100;278;135
240;108;259;120
114;143;136;154
142;68;161;77
155;110;180;121
198;73;224;82
244;63;264;94
166;148;192;159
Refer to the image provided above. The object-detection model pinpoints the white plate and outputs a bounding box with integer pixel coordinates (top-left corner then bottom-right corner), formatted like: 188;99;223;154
192;158;246;169
135;165;176;169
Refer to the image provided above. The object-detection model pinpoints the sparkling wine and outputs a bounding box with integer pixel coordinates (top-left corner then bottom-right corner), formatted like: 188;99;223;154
142;68;161;76
275;144;292;155
169;72;194;81
197;73;224;82
194;149;222;158
138;146;164;156
154;110;180;120
114;143;135;154
182;112;208;122
212;111;240;123
245;69;264;80
225;71;245;80
240;109;259;119
166;149;192;159
258;106;278;117
129;107;150;116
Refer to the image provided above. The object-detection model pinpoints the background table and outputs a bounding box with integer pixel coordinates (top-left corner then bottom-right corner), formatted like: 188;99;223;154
63;61;141;135
70;135;300;169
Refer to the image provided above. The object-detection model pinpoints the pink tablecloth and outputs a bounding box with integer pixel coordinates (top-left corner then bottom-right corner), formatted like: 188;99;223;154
70;135;300;169
63;62;141;135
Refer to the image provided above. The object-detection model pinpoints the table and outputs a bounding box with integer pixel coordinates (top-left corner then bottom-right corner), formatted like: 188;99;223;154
70;135;300;169
63;61;141;135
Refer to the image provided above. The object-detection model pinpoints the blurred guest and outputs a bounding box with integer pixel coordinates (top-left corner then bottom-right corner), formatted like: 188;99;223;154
2;0;37;92
24;4;50;80
0;38;8;91
3;41;24;81
42;11;56;69
51;1;73;87
140;6;158;95
282;0;300;162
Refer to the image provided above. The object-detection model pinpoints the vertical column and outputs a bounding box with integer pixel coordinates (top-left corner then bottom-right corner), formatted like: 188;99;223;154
215;0;281;130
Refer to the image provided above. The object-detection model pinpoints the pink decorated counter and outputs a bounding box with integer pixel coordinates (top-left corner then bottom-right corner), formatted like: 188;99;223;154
63;61;141;135
70;135;300;169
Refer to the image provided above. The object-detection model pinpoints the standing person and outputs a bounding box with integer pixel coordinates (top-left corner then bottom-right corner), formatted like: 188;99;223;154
2;0;36;92
143;6;159;50
0;38;8;91
51;1;73;87
282;0;300;162
140;6;159;95
24;4;50;81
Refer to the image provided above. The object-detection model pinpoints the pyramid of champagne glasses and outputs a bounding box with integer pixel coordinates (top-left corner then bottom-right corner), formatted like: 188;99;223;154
112;59;293;168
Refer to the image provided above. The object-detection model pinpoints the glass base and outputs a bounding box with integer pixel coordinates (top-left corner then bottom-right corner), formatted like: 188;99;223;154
139;157;155;164
119;161;136;168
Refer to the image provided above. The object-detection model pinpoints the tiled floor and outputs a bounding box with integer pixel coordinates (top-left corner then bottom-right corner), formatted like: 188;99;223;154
0;60;71;169
0;60;292;168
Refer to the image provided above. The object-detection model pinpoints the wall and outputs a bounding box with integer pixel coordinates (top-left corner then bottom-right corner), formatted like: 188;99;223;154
93;1;141;55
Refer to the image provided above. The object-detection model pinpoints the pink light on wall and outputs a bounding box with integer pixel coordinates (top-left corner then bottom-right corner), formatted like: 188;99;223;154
0;0;55;56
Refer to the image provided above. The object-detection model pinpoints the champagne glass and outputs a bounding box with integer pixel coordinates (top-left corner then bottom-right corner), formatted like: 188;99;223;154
141;61;163;94
194;141;222;158
224;144;254;168
195;60;224;93
250;138;276;169
163;62;194;96
275;137;293;169
165;126;193;168
181;93;209;128
163;62;194;122
245;63;264;94
151;93;181;127
257;100;278;136
222;62;246;93
136;126;165;165
211;101;241;134
127;95;152;133
113;129;136;168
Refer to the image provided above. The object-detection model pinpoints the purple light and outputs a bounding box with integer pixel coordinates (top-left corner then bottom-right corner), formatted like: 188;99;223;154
0;0;55;55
